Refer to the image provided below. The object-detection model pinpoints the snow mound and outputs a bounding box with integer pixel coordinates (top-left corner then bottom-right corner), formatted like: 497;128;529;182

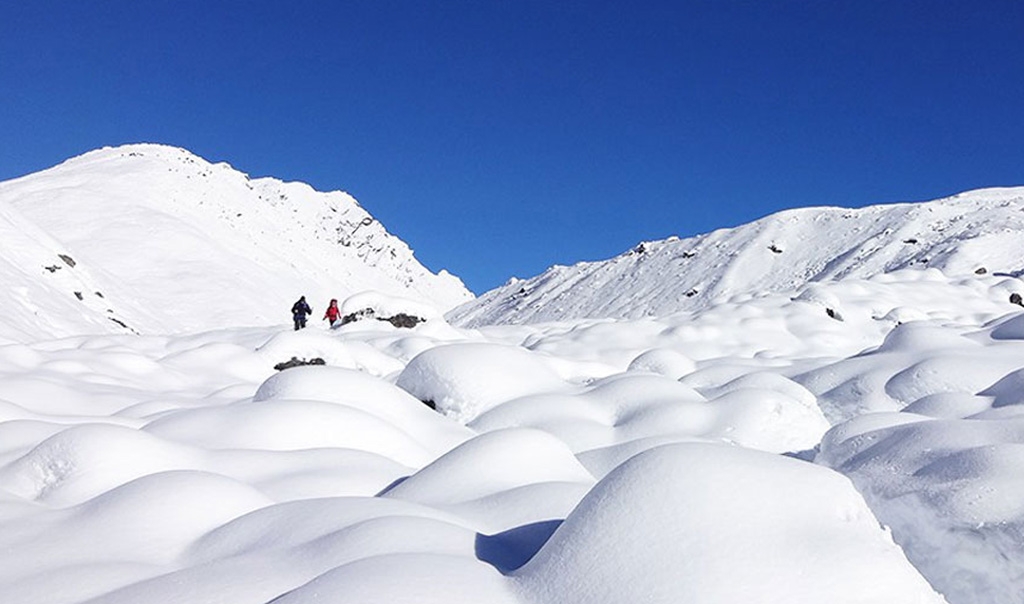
0;423;200;506
514;442;946;604
255;328;404;376
0;470;272;599
626;347;697;379
339;290;444;323
271;554;519;604
72;470;272;561
395;343;569;422
145;398;439;468
252;365;473;451
471;371;827;472
381;428;594;508
819;411;1024;604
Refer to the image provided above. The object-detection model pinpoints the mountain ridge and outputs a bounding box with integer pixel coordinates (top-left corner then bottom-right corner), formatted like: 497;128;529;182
448;186;1024;326
0;144;472;342
6;144;1021;337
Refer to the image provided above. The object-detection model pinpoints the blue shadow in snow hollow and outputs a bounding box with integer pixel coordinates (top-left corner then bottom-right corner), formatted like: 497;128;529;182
475;519;562;574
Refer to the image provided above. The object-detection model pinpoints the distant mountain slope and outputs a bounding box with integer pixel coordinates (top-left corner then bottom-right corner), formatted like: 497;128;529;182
0;144;471;342
0;193;139;343
448;187;1024;326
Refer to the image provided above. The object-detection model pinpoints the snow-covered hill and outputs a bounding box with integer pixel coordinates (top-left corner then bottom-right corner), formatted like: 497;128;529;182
448;187;1024;326
5;153;1024;601
0;144;471;342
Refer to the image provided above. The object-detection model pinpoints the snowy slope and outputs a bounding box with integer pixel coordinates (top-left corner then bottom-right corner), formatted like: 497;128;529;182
0;144;471;341
4;147;1024;603
0;196;138;344
448;187;1024;326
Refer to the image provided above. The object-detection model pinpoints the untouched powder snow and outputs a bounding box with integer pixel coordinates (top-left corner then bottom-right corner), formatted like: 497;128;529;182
0;196;136;343
3;153;1024;602
8;275;1024;603
0;144;471;342
514;443;945;604
448;187;1024;326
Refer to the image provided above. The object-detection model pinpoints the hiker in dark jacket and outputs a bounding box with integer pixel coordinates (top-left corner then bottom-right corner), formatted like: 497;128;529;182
291;296;312;330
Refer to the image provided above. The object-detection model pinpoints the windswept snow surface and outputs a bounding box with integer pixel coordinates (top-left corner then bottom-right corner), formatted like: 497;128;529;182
8;275;1024;604
0;144;471;342
449;186;1024;326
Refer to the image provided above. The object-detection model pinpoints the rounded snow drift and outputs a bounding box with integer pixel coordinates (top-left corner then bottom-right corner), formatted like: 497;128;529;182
395;343;567;423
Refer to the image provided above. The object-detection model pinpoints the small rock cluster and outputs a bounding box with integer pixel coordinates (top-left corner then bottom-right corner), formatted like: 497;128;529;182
340;308;425;329
273;357;326;371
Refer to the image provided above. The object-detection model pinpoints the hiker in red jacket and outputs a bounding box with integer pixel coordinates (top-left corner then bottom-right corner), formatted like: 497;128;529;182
323;298;342;327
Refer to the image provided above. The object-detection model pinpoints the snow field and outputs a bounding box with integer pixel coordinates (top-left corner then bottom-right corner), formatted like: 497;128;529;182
815;309;1024;604
2;278;1024;602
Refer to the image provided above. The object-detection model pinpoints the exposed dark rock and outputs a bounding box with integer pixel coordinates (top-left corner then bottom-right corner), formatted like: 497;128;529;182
340;308;426;329
340;308;375;325
903;238;918;244
975;267;988;275
768;244;783;254
826;307;844;321
74;292;83;300
44;265;61;273
421;399;437;410
58;254;76;267
107;317;136;333
1011;293;1024;307
385;313;425;328
273;357;327;371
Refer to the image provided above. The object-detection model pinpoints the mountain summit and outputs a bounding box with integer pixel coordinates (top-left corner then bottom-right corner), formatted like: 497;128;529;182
449;187;1024;326
0;144;471;342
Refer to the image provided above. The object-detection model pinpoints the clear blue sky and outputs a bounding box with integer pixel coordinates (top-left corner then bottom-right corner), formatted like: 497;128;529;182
2;1;1022;293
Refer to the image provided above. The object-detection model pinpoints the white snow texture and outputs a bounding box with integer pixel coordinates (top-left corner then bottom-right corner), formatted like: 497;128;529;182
3;144;1024;604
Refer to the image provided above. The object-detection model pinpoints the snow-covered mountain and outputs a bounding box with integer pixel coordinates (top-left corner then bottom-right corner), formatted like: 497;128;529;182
0;144;472;342
5;151;1024;603
448;187;1024;326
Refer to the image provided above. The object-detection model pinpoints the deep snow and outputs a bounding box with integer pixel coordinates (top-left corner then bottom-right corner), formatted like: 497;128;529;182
3;149;1024;603
4;272;1024;603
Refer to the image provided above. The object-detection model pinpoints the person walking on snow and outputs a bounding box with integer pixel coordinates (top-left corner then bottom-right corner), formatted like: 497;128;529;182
324;298;342;327
291;296;312;330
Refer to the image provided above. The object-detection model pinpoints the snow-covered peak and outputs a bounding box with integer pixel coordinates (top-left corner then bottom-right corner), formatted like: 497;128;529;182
0;144;472;341
448;186;1024;326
